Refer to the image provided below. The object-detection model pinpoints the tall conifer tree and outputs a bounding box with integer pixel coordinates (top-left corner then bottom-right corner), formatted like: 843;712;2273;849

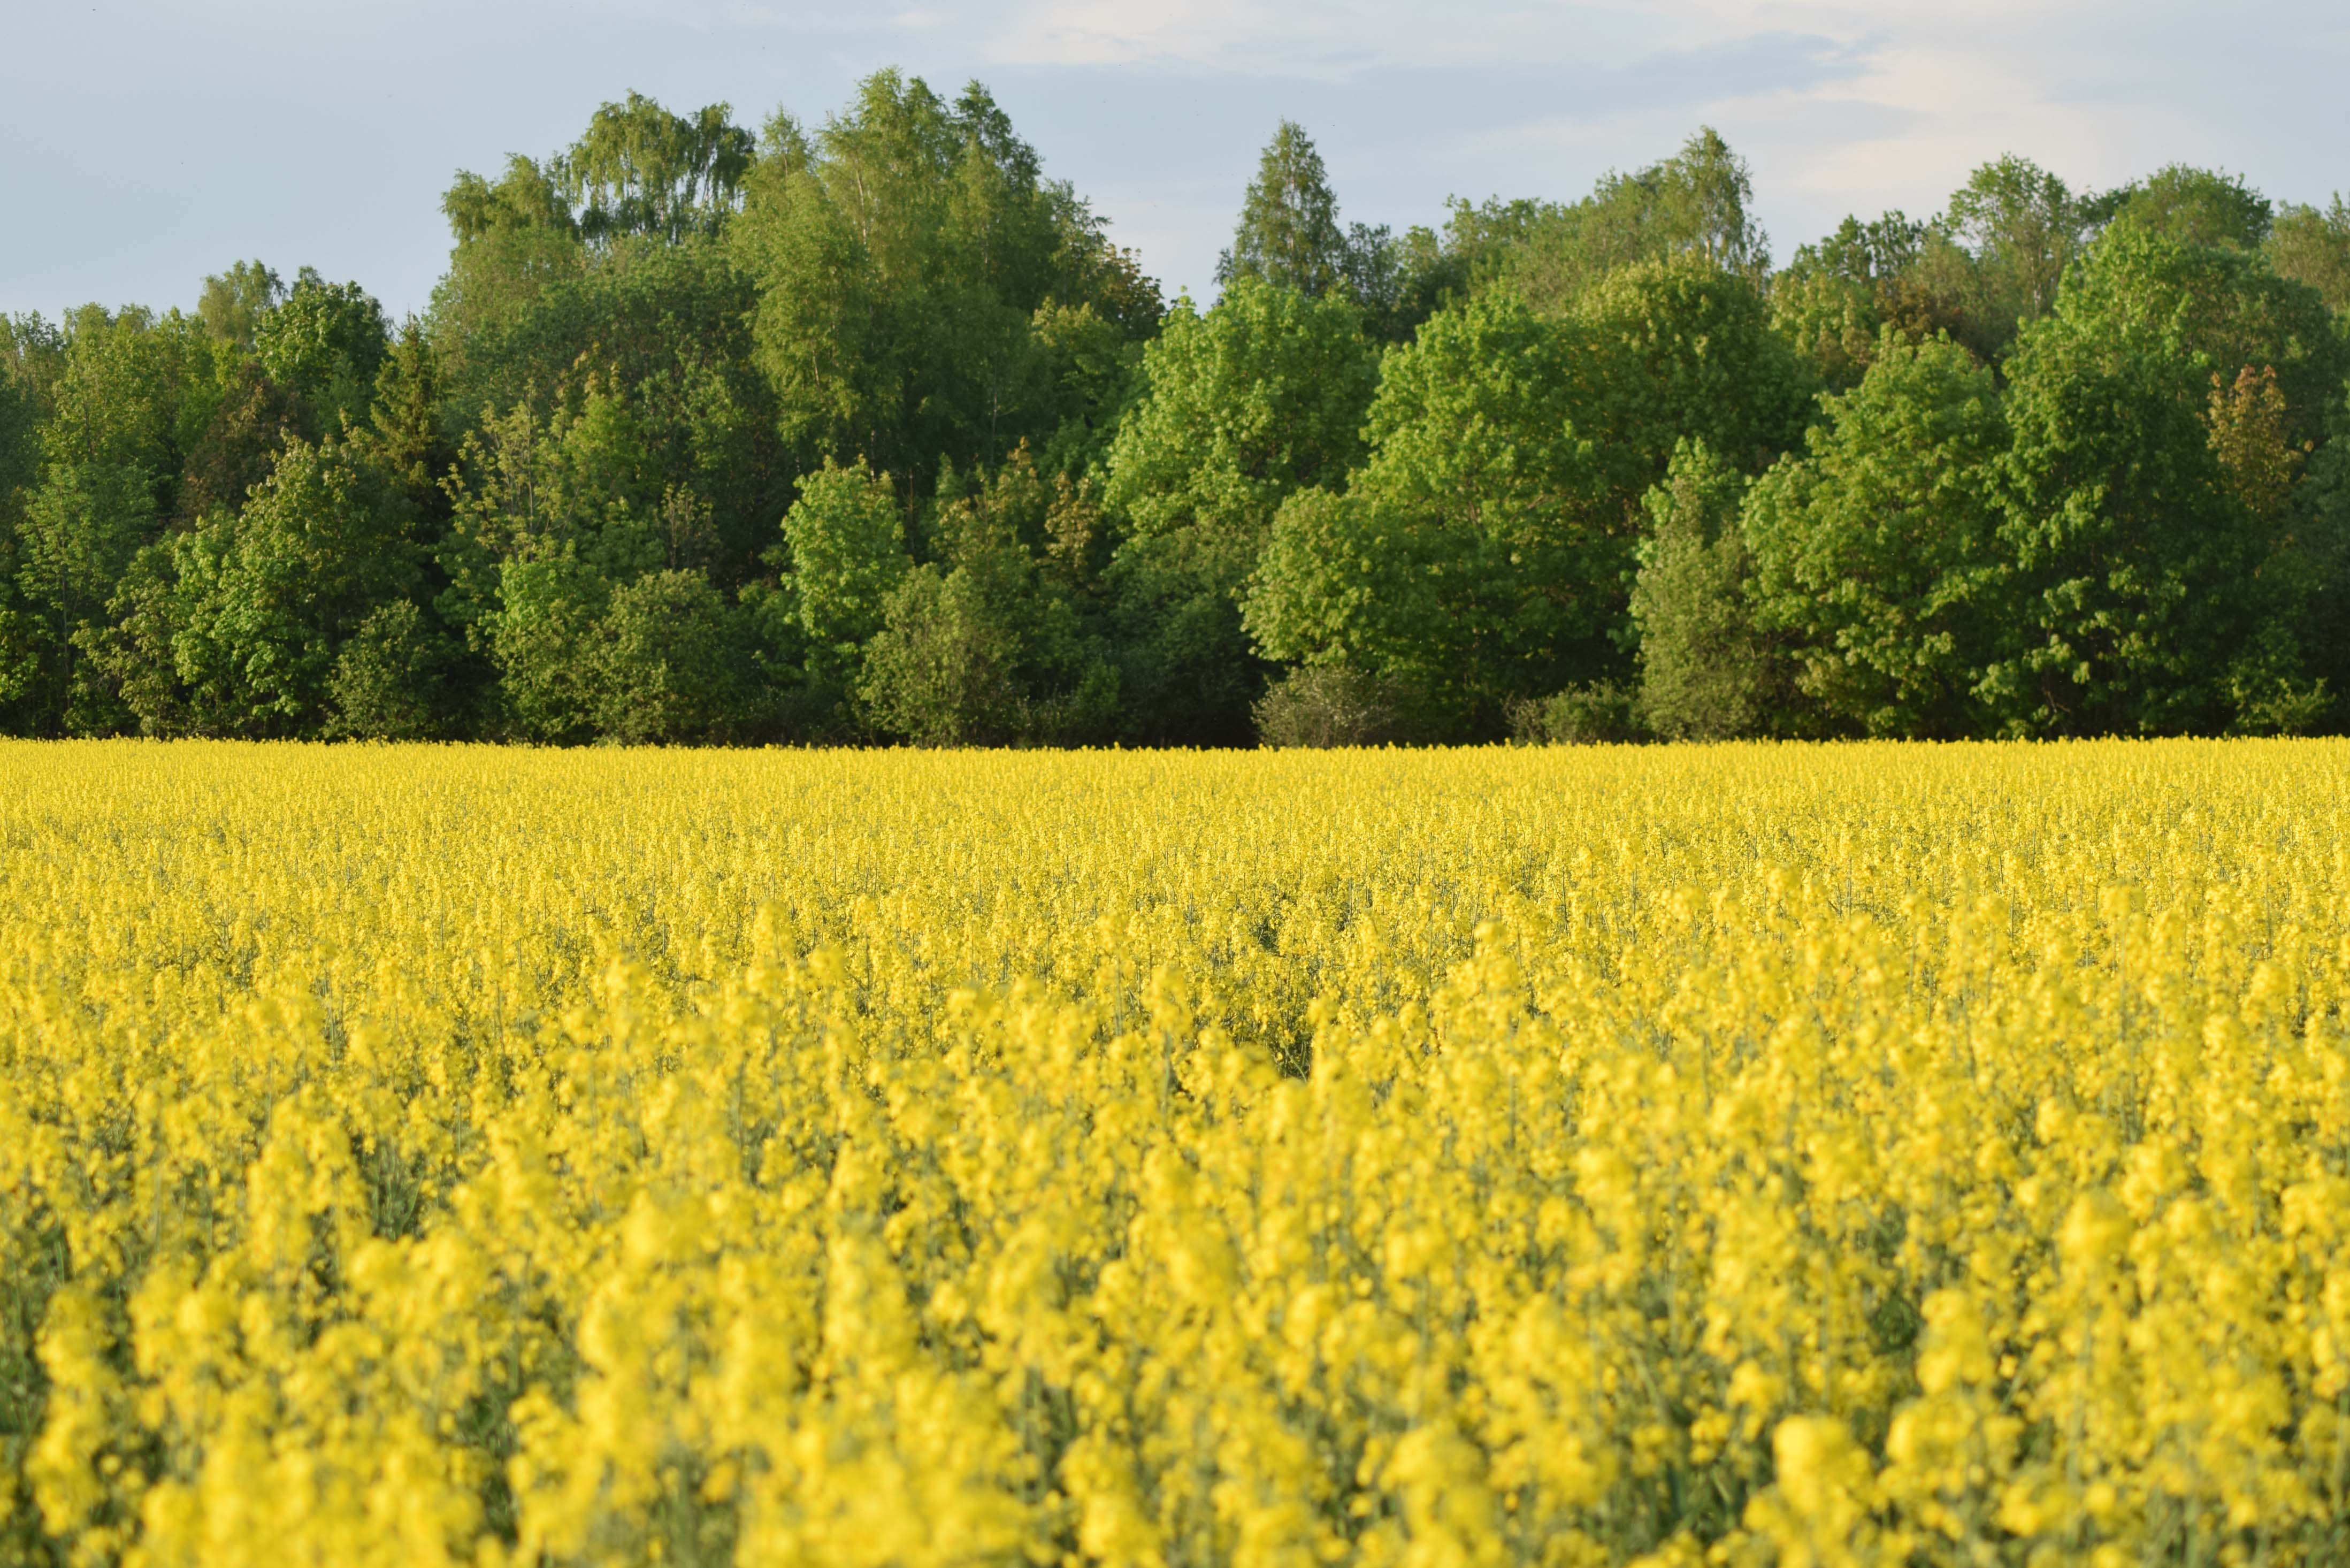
1216;122;1348;300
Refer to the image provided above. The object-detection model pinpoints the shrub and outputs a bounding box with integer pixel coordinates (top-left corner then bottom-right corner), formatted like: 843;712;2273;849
1253;664;1410;747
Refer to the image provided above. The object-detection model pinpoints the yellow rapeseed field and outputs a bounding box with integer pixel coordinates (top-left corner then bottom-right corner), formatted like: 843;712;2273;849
4;739;2349;1568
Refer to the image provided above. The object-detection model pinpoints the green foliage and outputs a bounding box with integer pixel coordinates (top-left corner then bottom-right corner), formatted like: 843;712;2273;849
1492;128;1770;315
1245;292;1612;731
572;264;771;569
1339;223;1472;343
860;563;1023;745
862;450;1116;746
1252;664;1412;748
732;71;1157;493
196;261;284;350
1102;280;1375;545
1575;256;1816;492
1743;334;2011;737
438;354;785;745
559;93;755;247
1795;213;1930;285
436;381;684;643
1023;301;1149;477
1241;488;1409;680
594;568;763;744
1918;156;2086;363
2290;394;2350;719
328;599;461;740
1769;272;1884;396
489;553;609;744
0;314;66;456
367;321;456;517
2088;165;2272;251
255;269;391;433
17;461;157;732
1628;441;1782;741
9;306;231;730
428;93;790;586
1995;349;2264;733
177;361;302;523
435;155;588;353
777;457;909;694
1769;213;1949;391
7;83;2350;746
1216;121;1348;300
2267;196;2350;316
0;594;30;719
431;229;783;578
435;201;716;417
0;341;39;715
1358;289;1599;546
37;305;223;494
1100;278;1377;743
1210;120;1448;342
1506;680;1644;745
1244;272;1811;736
2049;223;2347;451
1993;232;2323;735
106;434;420;737
20;459;160;648
1099;526;1265;746
0;324;43;531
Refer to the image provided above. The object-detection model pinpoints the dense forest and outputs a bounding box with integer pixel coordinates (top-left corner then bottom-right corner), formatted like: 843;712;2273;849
4;73;2348;746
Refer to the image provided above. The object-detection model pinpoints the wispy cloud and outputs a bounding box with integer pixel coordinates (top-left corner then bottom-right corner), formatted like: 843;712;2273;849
2;0;2344;317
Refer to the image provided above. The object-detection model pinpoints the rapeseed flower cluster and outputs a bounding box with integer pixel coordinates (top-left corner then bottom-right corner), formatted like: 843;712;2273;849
3;739;2348;1567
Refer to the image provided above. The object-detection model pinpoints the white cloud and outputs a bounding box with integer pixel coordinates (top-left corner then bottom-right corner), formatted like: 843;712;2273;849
906;0;1729;74
861;0;2346;224
3;0;2344;316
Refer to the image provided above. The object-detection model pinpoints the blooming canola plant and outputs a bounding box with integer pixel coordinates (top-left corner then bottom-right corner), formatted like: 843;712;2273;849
3;740;2349;1566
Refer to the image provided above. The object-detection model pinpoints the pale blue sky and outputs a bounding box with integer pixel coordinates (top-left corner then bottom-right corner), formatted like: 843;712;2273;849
5;0;2345;322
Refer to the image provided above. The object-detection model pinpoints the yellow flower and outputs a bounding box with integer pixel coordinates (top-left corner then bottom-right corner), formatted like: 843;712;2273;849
2;737;2347;1565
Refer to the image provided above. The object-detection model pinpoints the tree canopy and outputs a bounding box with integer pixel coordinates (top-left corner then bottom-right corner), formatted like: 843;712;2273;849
5;77;2347;746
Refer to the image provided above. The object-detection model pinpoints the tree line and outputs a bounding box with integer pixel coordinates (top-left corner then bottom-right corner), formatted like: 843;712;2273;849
3;72;2348;746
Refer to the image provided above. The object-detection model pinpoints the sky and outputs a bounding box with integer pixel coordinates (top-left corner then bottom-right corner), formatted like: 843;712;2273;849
4;0;2345;322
